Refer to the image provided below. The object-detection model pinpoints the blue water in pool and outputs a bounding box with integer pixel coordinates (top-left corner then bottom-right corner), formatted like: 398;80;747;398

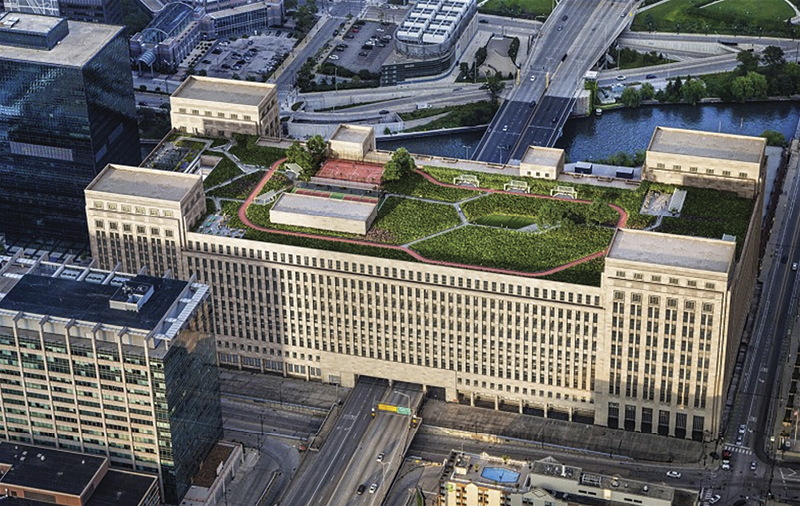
481;467;519;483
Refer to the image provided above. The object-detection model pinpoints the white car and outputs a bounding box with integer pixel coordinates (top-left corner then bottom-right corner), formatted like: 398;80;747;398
616;75;626;81
738;424;747;434
793;262;798;271
530;75;536;82
750;461;757;470
665;471;681;479
369;483;378;494
376;452;384;463
709;495;721;504
328;54;339;60
502;125;508;132
721;461;731;470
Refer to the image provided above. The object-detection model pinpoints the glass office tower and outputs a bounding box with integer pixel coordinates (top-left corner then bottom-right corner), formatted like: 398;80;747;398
0;13;140;242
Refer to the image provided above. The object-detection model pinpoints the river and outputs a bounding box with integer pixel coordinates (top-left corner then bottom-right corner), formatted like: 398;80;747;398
376;102;800;161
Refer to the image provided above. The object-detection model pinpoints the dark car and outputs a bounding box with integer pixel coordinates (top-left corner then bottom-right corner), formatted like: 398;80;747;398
357;485;366;495
358;51;368;56
345;34;355;39
212;48;222;54
221;63;231;69
646;74;657;79
333;29;340;35
478;18;488;23
381;21;390;25
561;14;568;20
557;24;563;31
379;110;390;114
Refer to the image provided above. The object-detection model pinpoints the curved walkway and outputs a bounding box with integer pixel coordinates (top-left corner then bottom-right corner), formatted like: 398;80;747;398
239;158;629;278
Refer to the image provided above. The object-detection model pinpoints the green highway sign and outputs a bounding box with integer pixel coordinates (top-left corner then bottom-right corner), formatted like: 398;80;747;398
398;407;412;415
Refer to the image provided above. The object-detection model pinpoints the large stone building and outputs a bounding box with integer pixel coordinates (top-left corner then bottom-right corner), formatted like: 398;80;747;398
0;255;222;504
0;12;141;242
85;126;764;441
170;76;280;139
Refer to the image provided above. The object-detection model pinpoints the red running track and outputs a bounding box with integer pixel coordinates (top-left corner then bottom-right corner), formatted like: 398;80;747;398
238;158;629;278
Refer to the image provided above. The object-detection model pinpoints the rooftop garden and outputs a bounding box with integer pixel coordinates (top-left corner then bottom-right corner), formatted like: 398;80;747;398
190;142;757;287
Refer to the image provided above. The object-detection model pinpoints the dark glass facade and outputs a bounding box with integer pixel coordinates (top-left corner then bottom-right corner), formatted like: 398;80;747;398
0;30;141;242
153;299;223;504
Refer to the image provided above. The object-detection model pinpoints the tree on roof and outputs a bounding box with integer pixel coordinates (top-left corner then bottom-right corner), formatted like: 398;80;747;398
382;148;416;183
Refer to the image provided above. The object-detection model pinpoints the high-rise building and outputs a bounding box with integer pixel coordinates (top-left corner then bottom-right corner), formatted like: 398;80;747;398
0;12;140;242
0;255;222;504
1;0;123;24
85;125;765;441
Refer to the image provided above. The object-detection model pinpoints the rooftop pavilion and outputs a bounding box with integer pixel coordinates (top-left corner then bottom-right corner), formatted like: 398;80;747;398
171;75;276;108
607;228;735;273
648;126;766;165
86;163;201;202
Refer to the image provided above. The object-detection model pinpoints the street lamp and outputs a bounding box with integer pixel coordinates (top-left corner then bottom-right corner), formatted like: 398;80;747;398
394;390;412;417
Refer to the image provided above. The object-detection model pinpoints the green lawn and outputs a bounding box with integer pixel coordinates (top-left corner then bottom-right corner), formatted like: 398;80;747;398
475;214;538;229
369;197;461;244
420;166;659;229
657;187;755;257
541;257;606;287
632;0;797;36
257;172;291;196
207;171;266;199
479;0;553;19
411;224;614;273
405;102;499;132
383;171;481;203
229;134;286;167
462;193;620;227
203;156;243;189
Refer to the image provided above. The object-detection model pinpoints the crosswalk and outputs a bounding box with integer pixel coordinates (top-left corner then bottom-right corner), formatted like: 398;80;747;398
723;443;753;455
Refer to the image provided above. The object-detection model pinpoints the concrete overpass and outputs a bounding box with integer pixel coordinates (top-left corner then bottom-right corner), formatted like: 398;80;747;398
474;0;639;163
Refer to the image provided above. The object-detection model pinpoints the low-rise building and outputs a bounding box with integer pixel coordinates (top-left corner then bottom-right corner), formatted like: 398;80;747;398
440;453;697;506
0;441;160;506
520;146;564;180
170;76;280;139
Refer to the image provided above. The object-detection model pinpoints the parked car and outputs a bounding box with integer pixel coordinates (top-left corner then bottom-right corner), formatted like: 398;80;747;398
793;262;798;271
345;34;355;39
665;471;681;479
358;51;368;56
329;54;339;60
721;460;731;470
709;495;721;504
750;461;757;470
738;424;747;434
736;434;743;446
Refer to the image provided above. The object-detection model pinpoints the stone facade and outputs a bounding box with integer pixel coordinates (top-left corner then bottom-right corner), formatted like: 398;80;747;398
170;76;280;139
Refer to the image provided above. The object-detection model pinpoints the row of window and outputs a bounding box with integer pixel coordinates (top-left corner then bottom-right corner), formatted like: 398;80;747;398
654;162;749;178
95;220;175;237
179;108;253;122
614;272;717;290
92;200;176;218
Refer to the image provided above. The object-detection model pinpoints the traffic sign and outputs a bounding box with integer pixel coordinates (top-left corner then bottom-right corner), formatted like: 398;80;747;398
398;407;411;415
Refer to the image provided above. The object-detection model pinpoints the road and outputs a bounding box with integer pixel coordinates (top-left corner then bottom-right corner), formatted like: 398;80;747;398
279;377;388;506
713;152;800;504
325;384;423;506
474;0;637;162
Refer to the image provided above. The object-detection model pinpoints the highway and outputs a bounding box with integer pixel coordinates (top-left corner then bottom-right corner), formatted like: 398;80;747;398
279;378;388;506
474;0;637;163
325;384;423;506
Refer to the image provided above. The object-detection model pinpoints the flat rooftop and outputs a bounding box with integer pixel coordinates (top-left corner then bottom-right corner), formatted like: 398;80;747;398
330;124;372;145
87;164;200;202
608;228;735;273
0;274;188;330
271;191;378;222
193;442;236;487
86;469;157;506
0;15;122;67
172;76;274;107
648;126;765;164
522;145;563;166
0;11;63;33
0;442;105;497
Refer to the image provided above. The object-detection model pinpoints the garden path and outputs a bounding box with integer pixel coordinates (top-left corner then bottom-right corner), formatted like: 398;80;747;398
236;158;629;277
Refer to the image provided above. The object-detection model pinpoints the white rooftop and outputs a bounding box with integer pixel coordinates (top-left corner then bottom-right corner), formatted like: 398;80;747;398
648;127;765;164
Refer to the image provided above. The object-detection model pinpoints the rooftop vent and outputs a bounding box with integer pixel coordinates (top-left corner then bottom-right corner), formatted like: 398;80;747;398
109;280;154;312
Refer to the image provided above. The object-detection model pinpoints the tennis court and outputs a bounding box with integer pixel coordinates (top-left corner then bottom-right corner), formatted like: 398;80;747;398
316;159;385;185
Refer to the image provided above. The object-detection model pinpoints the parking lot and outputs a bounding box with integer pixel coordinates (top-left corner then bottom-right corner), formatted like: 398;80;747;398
196;32;297;80
326;20;397;75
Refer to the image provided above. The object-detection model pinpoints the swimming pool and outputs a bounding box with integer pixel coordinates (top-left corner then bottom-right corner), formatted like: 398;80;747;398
481;467;519;483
